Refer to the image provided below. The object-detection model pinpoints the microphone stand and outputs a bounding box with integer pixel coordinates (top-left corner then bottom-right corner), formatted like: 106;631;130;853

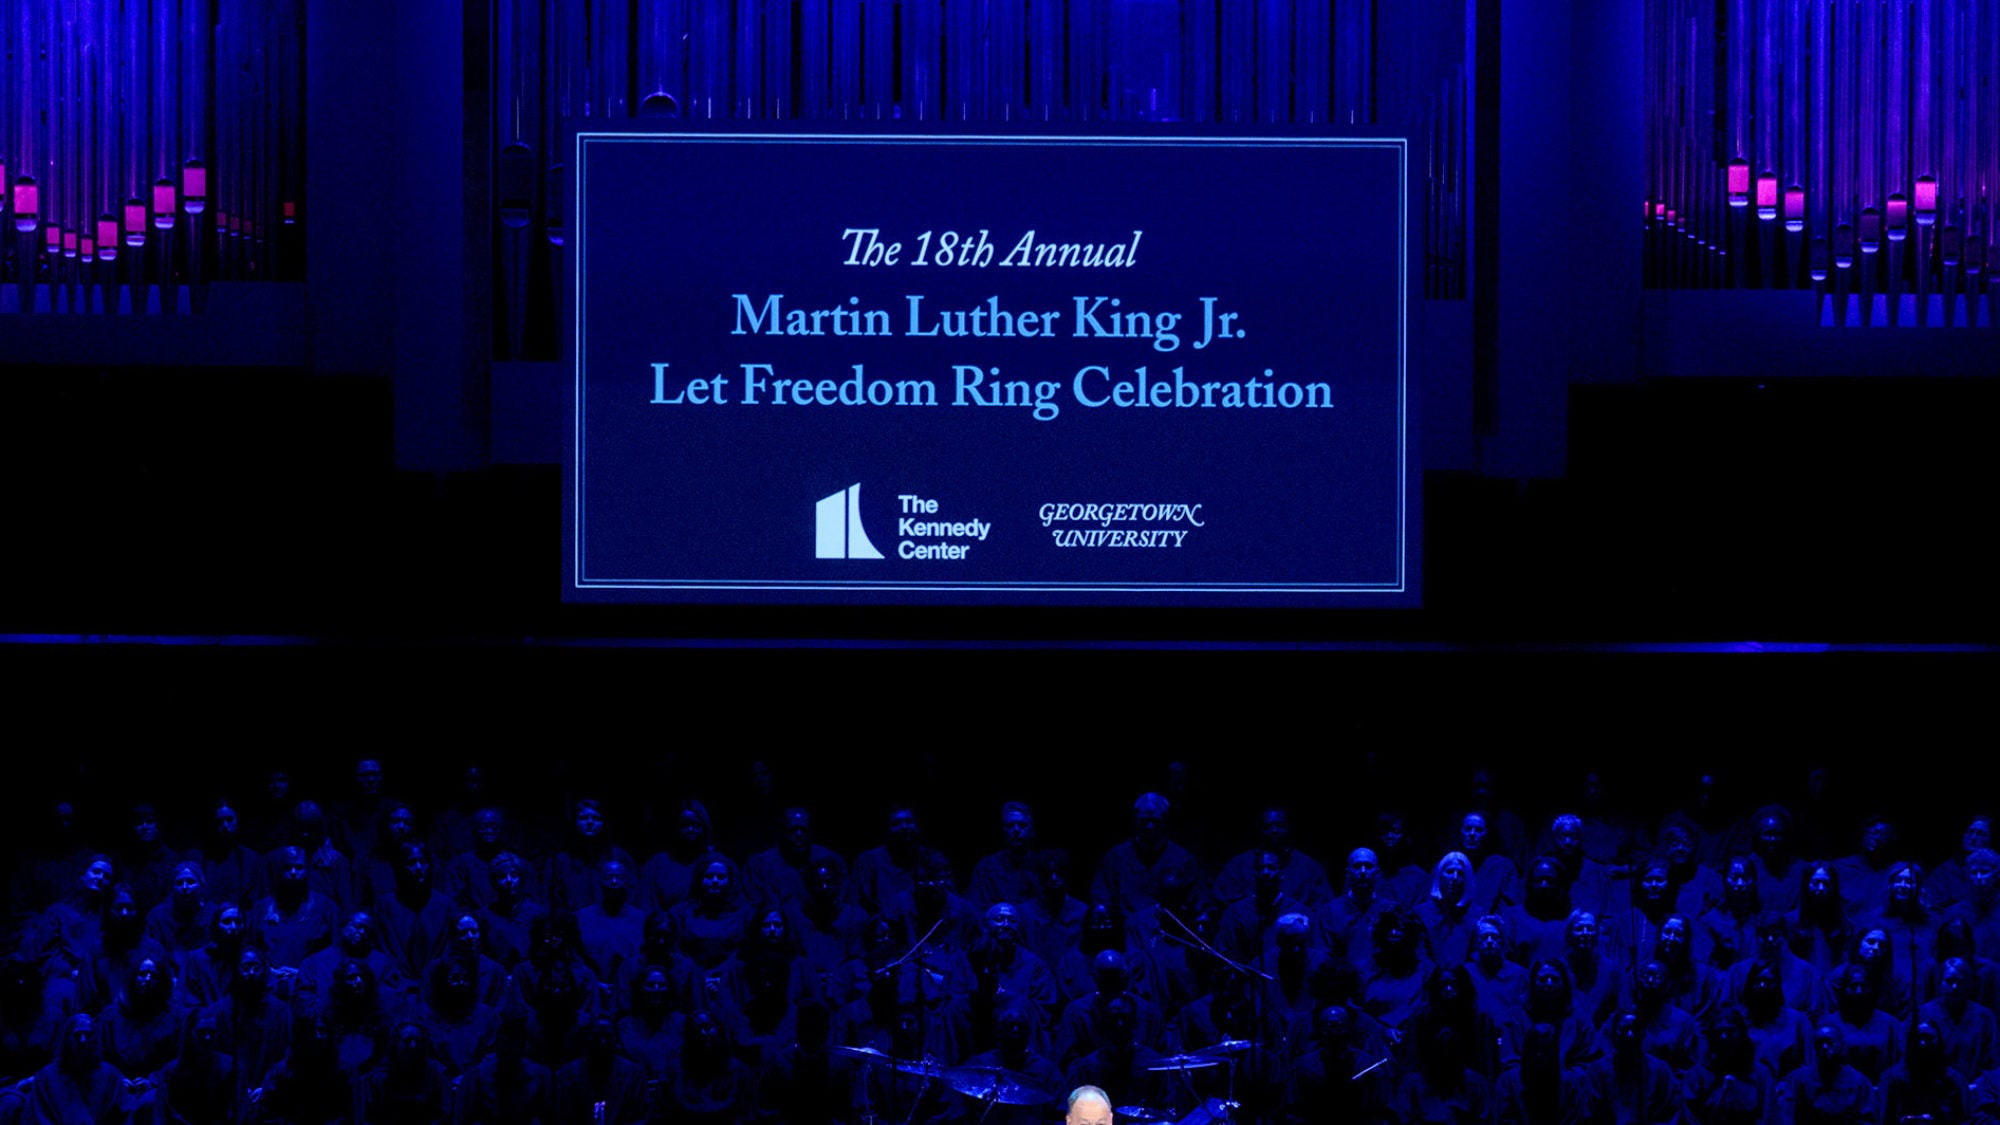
1161;905;1273;1123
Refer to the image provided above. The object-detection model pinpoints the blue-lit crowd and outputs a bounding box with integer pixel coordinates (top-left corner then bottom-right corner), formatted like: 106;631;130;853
3;760;1997;1124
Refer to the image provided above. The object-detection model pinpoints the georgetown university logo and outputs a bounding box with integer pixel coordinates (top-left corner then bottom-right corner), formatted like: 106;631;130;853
814;483;884;559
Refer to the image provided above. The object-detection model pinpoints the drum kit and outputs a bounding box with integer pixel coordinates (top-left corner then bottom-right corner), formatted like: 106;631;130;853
831;1039;1247;1124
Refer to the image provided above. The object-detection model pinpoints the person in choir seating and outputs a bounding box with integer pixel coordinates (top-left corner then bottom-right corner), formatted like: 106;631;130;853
1469;916;1531;1028
1861;861;1941;979
1560;911;1623;1030
475;850;544;969
757;998;846;1125
1833;813;1901;919
1751;806;1806;916
1591;1009;1682;1124
440;806;519;911
1545;814;1613;916
523;952;594;1070
1788;862;1854;976
1246;911;1331;1050
1291;1002;1397;1125
1660;770;1752;873
554;1015;649;1124
356;801;421;909
966;902;1060;1030
176;903;250;1010
1502;960;1603;1071
144;861;212;959
1850;925;1918;1022
428;763;490;862
1220;849;1311;961
202;945;292;1104
1945;849;2000;965
0;955;79;1082
969;801;1046;911
456;1014;555;1125
1361;907;1434;1036
949;1004;1065;1125
671;857;756;985
1877;1019;1971;1125
881;855;983;975
421;957;498;1076
1372;812;1431;909
331;757;391;871
98;955;181;1079
24;1014;141;1125
6;798;91;940
1682;1005;1777;1125
1009;848;1080;975
357;1019;449;1125
851;804;950;918
575;858;645;984
1624;959;1699;1074
543;797;633;915
29;855;114;985
116;803;184;918
1731;917;1829;1022
1412;964;1500;1080
372;841;452;986
1466;768;1532;870
1063;994;1168;1112
280;801;356;915
1780;1020;1874;1125
1315;847;1393;976
1740;959;1814;1078
1498;859;1572;970
638;798;731;915
1417;853;1481;969
1458;812;1523;914
744;806;846;912
1570;772;1650;875
786;859;868;1002
321;958;392;1079
418;912;507;1011
1933;816;1995;914
80;884;169;1016
149;1009;240;1125
1214;805;1332;910
1054;950;1166;1069
192;799;264;911
249;769;296;854
1921;957;2000;1084
1696;855;1767;972
1658;822;1725;920
1652;913;1723;1023
1091;793;1204;919
617;962;681;1084
1491;1020;1604;1125
715;914;802;1070
1824;962;1904;1084
1623;859;1680;966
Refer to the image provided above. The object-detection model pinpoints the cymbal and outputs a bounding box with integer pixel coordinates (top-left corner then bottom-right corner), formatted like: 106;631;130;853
829;1045;943;1077
938;1065;1053;1105
1144;1052;1223;1072
1196;1039;1253;1056
1115;1108;1172;1122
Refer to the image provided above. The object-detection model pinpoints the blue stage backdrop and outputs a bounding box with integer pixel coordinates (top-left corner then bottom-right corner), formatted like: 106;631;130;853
566;127;1417;605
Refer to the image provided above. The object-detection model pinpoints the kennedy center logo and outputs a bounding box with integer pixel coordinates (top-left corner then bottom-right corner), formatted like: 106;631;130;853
814;484;884;560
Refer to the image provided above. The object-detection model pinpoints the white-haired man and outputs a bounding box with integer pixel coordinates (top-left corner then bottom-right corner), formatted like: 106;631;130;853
1066;1085;1113;1125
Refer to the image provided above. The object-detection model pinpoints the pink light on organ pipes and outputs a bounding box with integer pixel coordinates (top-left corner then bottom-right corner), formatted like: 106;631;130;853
1858;208;1882;254
182;160;207;214
63;230;77;259
1886;194;1909;241
1914;176;1937;225
283;200;296;225
80;236;94;263
1755;173;1778;220
45;225;59;252
96;216;119;262
13;176;38;233
153;179;177;229
1727;159;1751;207
1783;186;1805;232
124;200;147;246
